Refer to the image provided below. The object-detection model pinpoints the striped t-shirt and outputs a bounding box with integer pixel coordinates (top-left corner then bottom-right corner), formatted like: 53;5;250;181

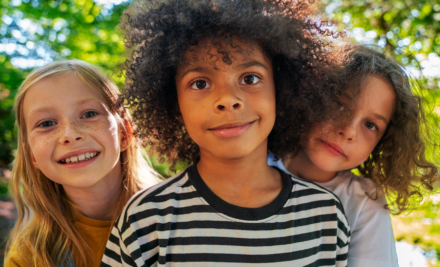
102;165;350;267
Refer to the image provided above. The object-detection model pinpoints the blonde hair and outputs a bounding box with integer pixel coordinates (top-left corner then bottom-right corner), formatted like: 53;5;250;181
6;60;160;267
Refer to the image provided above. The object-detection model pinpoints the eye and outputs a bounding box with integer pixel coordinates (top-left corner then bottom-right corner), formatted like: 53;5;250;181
239;75;260;85
365;121;377;131
38;121;56;128
82;111;98;119
336;102;344;111
190;80;211;90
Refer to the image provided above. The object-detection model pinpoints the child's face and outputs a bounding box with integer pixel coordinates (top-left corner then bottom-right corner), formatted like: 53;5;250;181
303;75;396;172
22;73;125;190
175;40;276;160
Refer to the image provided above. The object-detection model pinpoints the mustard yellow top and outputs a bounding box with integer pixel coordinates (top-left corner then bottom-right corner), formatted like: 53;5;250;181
4;212;112;267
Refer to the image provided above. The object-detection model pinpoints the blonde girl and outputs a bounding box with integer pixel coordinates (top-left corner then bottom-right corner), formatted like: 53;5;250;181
5;60;160;267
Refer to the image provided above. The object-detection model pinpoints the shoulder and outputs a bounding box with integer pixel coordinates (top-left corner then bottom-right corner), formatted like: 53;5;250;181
289;174;349;222
291;174;344;205
114;167;191;229
330;171;387;212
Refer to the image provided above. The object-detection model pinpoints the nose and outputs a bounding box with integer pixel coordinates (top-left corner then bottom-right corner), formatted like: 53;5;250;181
338;121;356;141
59;120;85;144
214;82;243;112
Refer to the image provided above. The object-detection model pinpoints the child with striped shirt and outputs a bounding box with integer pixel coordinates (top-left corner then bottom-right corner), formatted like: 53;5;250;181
102;0;351;266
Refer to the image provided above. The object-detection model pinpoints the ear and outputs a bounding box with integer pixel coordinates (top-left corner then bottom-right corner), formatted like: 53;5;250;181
120;134;130;152
120;120;133;152
30;150;39;169
174;103;184;124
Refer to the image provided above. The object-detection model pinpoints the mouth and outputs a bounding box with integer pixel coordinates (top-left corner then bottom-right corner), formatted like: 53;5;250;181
58;151;100;164
320;140;346;157
208;120;257;138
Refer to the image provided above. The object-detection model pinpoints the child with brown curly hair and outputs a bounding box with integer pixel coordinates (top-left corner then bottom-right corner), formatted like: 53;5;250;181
102;0;351;266
269;45;439;266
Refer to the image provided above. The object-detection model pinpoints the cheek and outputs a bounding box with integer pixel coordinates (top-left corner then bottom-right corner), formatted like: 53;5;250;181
94;116;121;148
28;130;60;162
252;92;276;124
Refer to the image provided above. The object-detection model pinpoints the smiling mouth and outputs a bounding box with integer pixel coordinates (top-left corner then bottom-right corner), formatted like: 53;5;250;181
58;152;100;164
208;120;256;138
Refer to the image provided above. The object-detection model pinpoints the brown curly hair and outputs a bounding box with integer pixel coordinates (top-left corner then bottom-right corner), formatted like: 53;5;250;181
120;0;344;168
340;45;439;214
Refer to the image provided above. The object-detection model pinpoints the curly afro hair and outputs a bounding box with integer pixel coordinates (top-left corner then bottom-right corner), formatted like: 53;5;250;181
338;45;439;214
120;0;345;167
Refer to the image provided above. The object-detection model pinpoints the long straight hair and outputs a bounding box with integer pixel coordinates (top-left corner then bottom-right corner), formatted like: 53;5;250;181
6;60;160;267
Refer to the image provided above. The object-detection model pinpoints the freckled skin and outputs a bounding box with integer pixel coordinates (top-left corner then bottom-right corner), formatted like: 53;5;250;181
22;73;124;194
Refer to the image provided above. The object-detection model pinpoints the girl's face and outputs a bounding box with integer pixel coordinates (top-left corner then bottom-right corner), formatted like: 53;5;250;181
22;72;126;191
303;75;396;172
175;40;276;160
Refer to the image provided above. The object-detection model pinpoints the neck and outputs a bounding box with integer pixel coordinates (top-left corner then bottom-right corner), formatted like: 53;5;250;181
197;141;282;208
63;163;123;221
284;150;337;183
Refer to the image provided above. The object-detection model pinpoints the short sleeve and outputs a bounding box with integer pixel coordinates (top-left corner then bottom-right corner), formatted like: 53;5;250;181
4;240;31;267
347;196;398;267
335;201;351;267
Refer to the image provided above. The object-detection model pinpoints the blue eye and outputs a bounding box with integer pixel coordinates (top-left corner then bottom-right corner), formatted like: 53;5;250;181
240;75;260;85
365;121;377;131
83;111;98;118
38;121;56;128
191;80;211;90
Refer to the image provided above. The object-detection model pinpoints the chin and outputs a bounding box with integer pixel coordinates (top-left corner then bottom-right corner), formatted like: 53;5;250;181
309;157;342;173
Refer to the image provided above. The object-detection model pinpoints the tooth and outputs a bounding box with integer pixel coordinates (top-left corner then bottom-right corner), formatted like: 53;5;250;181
66;158;71;163
92;152;96;157
78;154;85;161
71;156;78;162
85;152;90;159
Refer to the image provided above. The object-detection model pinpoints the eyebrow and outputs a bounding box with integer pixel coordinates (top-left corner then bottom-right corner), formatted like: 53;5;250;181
179;67;210;79
373;113;389;124
179;61;269;79
29;107;54;116
28;99;101;117
237;61;268;71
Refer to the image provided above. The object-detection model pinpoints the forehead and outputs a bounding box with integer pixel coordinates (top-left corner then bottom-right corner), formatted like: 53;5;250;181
358;75;396;114
22;72;105;115
179;38;266;70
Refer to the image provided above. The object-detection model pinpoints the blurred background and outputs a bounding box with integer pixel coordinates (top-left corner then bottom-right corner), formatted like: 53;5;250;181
0;0;439;266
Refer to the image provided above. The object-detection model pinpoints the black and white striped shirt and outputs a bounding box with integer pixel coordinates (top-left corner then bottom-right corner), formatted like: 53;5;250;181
102;165;350;267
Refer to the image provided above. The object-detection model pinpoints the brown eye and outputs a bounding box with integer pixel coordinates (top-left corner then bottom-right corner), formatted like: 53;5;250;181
240;75;260;85
336;102;344;111
191;80;211;90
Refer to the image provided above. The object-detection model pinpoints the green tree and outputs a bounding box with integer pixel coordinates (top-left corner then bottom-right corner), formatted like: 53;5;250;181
327;0;440;87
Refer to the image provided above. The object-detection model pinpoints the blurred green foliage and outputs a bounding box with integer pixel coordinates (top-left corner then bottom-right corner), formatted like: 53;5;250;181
0;0;438;263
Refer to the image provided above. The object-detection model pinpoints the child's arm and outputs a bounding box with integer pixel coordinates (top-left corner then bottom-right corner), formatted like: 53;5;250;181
335;203;351;267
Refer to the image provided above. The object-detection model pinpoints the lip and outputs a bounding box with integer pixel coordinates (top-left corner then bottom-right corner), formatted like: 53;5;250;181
57;148;100;162
321;140;346;157
59;153;100;169
208;120;256;138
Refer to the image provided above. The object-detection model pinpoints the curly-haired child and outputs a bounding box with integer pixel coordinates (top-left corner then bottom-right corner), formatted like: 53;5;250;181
102;0;352;266
269;45;440;266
